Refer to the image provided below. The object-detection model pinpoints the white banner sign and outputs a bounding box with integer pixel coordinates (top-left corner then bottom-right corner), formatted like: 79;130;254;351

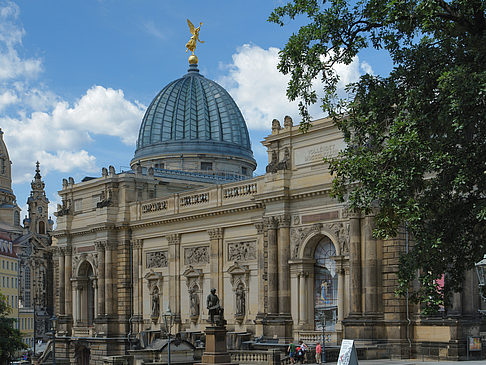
337;339;358;365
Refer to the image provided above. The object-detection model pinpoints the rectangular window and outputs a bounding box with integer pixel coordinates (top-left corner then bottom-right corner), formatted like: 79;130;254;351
201;162;213;171
6;261;8;270
74;199;83;212
15;278;17;288
15;262;17;271
241;166;248;175
6;277;8;287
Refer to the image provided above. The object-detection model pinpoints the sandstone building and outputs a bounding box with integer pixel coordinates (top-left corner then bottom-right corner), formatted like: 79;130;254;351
51;61;484;364
0;129;54;348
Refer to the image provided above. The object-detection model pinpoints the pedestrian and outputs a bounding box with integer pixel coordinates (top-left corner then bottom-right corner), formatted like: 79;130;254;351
315;342;322;364
288;341;296;364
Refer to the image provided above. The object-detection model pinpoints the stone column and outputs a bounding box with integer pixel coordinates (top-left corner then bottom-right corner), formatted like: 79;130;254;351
93;279;98;318
208;228;223;304
278;214;291;314
132;240;140;316
364;215;378;314
167;234;181;322
266;217;279;314
95;241;105;317
348;212;362;315
338;268;345;323
105;241;115;315
58;249;65;315
138;241;144;328
298;271;308;325
64;245;73;317
254;222;265;315
71;280;77;324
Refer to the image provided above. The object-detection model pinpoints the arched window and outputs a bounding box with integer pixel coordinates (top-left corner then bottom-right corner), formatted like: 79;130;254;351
77;261;95;326
314;237;338;331
38;221;46;234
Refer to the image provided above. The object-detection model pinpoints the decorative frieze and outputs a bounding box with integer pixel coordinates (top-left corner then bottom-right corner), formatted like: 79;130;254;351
227;241;257;262
184;246;209;265
146;251;168;268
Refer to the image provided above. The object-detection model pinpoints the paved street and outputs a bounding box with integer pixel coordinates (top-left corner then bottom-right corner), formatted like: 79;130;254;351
319;360;486;365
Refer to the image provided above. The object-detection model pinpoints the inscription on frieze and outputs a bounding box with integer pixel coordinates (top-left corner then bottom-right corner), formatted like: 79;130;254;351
184;246;209;265
146;251;168;268
228;241;257;262
294;139;346;166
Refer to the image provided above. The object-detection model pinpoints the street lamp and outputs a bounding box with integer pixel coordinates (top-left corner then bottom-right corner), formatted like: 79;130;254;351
50;314;58;365
319;311;326;364
162;308;176;365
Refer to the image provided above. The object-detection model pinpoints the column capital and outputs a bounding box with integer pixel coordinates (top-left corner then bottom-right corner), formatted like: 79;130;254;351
132;239;143;249
94;240;106;251
254;222;265;234
105;240;118;250
298;271;309;278
167;233;181;245
263;216;278;230
207;228;223;240
277;214;291;228
60;244;72;256
347;211;361;219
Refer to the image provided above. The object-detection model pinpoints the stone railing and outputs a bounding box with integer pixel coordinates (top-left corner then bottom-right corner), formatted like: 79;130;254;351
223;182;258;199
295;330;336;345
137;176;264;218
229;350;270;364
72;326;95;337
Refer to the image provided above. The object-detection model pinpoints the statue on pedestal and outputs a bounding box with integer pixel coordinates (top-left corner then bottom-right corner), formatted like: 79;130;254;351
206;288;225;327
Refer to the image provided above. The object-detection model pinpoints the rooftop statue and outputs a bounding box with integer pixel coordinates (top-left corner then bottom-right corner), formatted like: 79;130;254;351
186;19;204;64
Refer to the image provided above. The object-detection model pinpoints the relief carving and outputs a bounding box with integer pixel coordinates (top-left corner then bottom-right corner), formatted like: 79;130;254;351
184;246;209;265
227;241;257;262
323;222;350;255
290;223;322;259
146;251;168;268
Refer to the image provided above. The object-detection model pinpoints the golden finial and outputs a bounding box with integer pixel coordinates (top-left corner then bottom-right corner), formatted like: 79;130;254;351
185;19;204;65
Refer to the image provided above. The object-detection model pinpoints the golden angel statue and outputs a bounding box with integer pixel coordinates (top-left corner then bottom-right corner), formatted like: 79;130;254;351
185;19;204;55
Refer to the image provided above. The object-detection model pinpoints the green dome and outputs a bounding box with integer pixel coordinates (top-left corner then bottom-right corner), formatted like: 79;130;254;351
133;65;255;165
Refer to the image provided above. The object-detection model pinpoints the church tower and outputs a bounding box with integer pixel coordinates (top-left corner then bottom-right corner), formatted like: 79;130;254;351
26;162;51;235
0;128;21;228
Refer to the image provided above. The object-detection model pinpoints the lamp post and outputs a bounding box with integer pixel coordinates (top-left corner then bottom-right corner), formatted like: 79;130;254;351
475;254;486;314
50;314;58;365
162;308;176;365
319;311;326;364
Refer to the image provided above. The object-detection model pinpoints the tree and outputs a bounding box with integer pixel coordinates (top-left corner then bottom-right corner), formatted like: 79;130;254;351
0;293;26;364
270;0;486;311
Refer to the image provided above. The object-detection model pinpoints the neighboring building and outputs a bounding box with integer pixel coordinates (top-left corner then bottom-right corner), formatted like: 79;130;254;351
52;58;485;365
0;128;54;349
0;234;20;324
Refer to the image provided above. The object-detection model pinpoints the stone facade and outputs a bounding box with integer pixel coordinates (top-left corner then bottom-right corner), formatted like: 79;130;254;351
51;116;486;364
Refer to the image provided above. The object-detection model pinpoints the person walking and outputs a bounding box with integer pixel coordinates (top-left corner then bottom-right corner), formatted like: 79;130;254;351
288;341;296;364
315;342;322;364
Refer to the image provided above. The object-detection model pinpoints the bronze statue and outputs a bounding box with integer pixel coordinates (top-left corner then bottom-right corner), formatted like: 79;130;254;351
206;288;224;326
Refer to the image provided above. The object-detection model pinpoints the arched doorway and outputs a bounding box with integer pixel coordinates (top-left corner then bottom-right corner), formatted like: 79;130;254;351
76;261;95;326
313;236;338;331
74;342;90;365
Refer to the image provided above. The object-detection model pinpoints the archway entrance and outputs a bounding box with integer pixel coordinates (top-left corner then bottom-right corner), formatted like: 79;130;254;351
313;236;338;331
77;261;95;326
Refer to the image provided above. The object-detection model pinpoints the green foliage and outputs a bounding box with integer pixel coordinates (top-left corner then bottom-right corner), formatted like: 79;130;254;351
270;0;486;312
0;293;27;364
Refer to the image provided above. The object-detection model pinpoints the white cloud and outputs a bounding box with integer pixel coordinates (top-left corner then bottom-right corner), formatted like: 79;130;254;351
219;44;373;130
0;1;145;184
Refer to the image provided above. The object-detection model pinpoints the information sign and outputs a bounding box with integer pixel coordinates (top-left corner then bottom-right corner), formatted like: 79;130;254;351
337;339;358;365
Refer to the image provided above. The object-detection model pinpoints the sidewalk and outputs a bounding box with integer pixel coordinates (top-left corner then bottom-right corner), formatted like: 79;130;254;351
320;360;485;365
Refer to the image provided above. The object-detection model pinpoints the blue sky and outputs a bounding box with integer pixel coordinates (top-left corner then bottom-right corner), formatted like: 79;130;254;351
0;0;391;223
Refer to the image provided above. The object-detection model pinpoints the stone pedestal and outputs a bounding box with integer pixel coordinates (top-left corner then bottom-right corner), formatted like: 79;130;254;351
200;327;233;365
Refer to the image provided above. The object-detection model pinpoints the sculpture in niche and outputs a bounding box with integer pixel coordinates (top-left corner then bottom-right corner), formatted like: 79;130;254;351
151;286;160;322
189;286;200;317
235;283;245;316
206;288;225;327
227;241;256;262
146;251;168;268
